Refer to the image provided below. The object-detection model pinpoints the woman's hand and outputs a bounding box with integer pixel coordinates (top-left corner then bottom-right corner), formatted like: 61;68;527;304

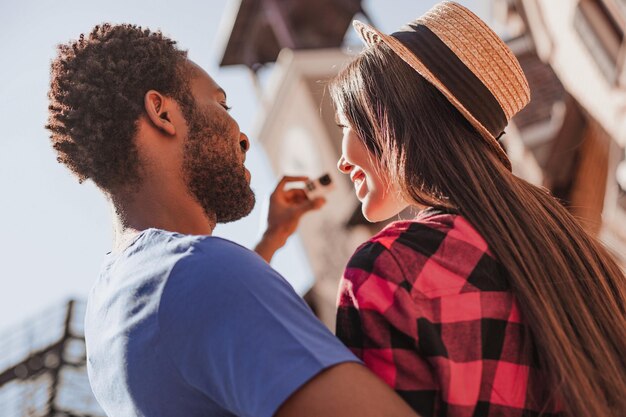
254;176;325;262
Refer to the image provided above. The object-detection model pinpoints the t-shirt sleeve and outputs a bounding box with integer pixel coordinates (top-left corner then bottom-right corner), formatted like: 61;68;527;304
158;238;359;417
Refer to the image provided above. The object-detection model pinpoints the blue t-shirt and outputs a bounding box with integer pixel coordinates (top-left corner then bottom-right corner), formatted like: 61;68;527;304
85;229;358;417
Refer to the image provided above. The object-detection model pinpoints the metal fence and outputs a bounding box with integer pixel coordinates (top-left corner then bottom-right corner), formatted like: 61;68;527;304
0;300;104;417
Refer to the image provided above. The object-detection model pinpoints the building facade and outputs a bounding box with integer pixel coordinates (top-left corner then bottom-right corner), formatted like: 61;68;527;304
220;0;625;328
496;0;626;266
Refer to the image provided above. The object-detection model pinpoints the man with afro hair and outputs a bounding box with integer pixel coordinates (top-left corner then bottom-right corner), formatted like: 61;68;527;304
46;24;416;417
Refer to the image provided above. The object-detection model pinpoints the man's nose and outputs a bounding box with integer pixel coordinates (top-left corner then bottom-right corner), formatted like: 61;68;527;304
239;133;250;152
337;155;352;174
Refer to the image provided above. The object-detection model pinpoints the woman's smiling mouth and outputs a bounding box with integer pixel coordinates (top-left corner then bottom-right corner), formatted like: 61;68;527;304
351;169;366;195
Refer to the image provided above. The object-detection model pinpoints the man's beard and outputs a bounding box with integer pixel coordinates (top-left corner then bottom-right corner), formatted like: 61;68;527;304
182;105;255;224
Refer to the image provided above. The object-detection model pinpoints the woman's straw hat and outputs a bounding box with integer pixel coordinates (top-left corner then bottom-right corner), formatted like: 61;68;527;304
353;1;530;171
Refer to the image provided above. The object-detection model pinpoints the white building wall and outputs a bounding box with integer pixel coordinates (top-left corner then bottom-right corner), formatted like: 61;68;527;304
255;48;372;327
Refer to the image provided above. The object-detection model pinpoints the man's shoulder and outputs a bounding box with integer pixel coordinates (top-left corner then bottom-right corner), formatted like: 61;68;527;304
184;234;262;265
167;234;272;285
160;232;287;306
102;229;274;305
129;228;262;268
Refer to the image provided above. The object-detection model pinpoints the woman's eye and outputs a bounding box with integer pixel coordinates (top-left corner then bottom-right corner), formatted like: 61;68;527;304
336;123;347;129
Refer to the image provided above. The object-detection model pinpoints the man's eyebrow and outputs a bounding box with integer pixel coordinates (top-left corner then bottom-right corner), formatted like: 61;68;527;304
217;88;227;101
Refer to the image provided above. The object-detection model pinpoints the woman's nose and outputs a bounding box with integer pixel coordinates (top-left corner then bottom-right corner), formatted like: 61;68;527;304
337;155;353;174
239;133;250;152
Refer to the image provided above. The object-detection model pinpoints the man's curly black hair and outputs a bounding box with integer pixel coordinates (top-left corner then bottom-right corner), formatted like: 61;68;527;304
46;23;193;191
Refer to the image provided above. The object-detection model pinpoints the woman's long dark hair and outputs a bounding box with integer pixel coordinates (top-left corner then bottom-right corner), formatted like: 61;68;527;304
330;43;626;417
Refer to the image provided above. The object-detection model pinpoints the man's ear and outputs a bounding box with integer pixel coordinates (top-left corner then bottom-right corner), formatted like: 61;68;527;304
144;90;176;136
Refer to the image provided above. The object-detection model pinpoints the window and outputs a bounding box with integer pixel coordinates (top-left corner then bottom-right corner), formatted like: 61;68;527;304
575;0;626;84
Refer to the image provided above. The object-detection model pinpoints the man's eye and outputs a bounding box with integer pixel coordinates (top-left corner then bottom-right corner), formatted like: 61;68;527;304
221;103;232;112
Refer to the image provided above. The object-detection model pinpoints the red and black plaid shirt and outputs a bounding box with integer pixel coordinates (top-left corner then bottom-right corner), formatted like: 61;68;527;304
336;209;562;417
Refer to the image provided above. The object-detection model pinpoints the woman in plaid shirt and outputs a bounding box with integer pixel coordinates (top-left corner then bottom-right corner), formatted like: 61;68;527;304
330;3;626;417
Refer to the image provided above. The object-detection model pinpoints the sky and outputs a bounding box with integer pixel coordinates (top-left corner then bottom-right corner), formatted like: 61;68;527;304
0;0;488;335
